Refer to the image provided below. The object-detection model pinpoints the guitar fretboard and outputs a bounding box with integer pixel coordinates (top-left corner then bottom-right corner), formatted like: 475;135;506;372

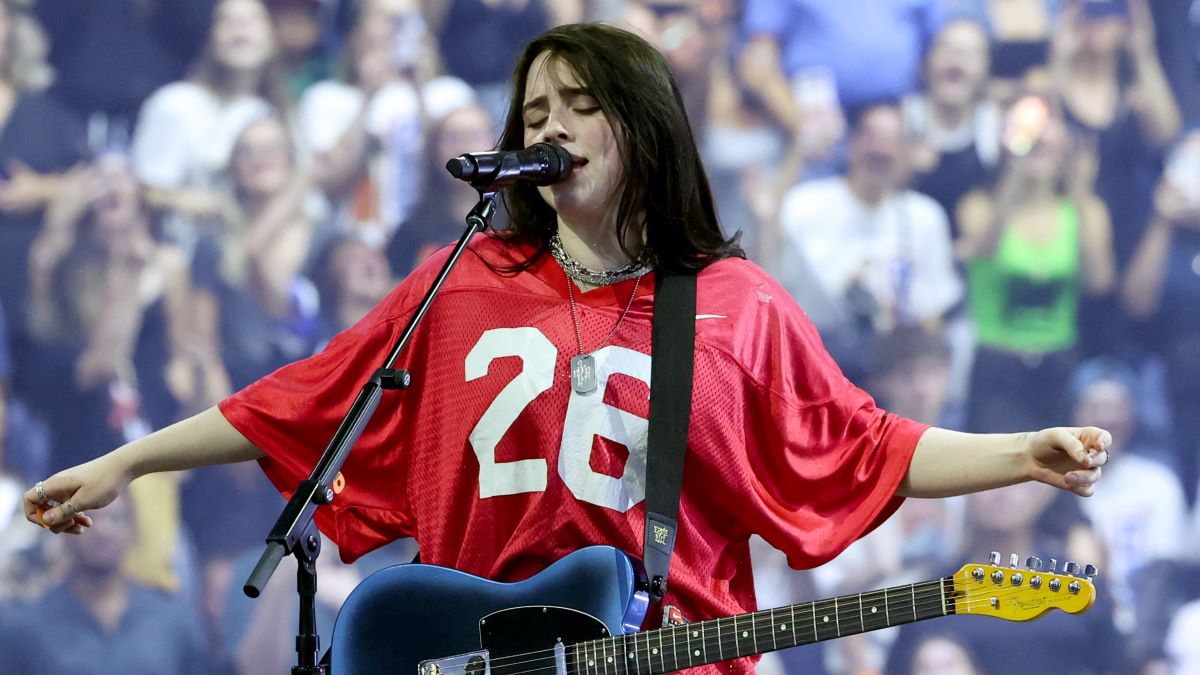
568;577;956;674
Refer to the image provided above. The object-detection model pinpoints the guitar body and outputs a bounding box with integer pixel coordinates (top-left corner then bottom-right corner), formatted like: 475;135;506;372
329;546;1096;675
330;546;649;674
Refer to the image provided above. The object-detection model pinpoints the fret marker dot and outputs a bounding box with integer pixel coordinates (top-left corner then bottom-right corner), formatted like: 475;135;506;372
587;661;595;667
692;631;699;638
652;648;659;655
628;654;635;659
871;607;878;614
823;616;830;623
742;631;748;638
694;650;701;657
780;624;787;631
607;657;614;663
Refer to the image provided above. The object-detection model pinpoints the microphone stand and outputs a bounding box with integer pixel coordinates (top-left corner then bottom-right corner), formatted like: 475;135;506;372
243;188;500;674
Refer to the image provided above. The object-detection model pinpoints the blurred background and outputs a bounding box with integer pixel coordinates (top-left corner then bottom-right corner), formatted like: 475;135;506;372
0;0;1197;673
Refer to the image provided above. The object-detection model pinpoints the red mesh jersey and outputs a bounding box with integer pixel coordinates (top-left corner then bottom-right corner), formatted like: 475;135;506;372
220;234;927;674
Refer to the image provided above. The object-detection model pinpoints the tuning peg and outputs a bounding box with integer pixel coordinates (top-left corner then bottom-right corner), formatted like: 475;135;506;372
1084;564;1099;578
1009;553;1020;568
1048;558;1058;573
989;551;1001;565
1026;556;1042;571
1064;562;1078;576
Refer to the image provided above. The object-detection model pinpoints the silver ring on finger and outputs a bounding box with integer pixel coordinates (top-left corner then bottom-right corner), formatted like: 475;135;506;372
34;481;48;503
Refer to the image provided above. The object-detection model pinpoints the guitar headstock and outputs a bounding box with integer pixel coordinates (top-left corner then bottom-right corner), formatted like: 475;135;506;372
951;552;1097;622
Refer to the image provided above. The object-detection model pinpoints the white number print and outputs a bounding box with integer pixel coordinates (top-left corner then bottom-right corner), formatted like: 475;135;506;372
558;346;651;512
465;328;555;498
465;328;651;511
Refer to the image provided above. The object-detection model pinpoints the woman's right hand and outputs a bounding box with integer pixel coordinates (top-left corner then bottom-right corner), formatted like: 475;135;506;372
23;453;133;534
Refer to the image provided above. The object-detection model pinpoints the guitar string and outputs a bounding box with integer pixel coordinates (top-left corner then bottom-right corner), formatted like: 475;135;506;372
442;581;1087;675
439;585;1081;675
421;578;1087;675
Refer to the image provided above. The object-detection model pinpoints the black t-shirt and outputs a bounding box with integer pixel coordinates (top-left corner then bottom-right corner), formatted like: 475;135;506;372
0;93;84;384
191;233;319;391
437;0;549;86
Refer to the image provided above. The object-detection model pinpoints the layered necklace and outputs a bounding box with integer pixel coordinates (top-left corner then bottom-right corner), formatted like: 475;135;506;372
549;232;653;394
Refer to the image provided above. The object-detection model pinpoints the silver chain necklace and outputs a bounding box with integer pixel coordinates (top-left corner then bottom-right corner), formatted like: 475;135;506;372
565;272;644;394
549;232;654;287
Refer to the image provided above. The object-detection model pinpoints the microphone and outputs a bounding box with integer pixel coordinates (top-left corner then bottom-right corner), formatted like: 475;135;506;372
445;143;573;189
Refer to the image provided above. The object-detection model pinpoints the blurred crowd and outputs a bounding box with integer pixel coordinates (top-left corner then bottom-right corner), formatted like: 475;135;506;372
0;0;1197;673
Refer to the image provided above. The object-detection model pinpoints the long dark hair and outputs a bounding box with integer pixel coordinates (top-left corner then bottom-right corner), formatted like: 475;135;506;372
496;23;742;274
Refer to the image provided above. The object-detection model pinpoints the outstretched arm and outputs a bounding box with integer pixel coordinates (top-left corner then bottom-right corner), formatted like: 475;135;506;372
24;406;263;533
897;426;1110;499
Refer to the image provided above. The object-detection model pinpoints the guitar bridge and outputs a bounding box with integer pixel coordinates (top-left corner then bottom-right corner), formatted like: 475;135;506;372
418;650;490;675
418;640;569;675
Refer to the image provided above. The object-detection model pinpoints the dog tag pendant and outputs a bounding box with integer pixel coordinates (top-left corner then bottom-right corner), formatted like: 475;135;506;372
570;354;597;394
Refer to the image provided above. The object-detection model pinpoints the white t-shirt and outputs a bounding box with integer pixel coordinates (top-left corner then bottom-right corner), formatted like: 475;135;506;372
1165;599;1200;674
297;77;475;240
774;175;963;328
132;81;273;190
1079;453;1188;630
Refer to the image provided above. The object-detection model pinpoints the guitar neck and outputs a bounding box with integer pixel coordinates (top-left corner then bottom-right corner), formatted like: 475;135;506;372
571;576;956;674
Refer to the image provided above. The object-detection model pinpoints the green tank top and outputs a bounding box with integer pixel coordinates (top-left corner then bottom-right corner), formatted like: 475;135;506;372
968;199;1081;353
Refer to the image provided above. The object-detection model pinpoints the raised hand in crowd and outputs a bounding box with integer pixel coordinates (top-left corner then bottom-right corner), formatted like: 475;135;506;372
0;160;62;215
1121;138;1200;319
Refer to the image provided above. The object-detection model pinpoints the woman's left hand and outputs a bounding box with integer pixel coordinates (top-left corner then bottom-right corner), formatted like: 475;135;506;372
1024;426;1112;497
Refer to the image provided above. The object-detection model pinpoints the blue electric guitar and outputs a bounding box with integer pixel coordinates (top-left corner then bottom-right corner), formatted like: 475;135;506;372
329;547;1096;674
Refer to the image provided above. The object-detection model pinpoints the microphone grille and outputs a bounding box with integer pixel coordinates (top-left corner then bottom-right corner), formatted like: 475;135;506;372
534;143;573;184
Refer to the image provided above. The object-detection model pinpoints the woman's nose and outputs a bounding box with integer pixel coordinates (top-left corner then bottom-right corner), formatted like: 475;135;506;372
541;113;571;143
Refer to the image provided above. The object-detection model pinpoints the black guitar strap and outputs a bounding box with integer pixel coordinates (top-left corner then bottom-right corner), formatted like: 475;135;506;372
643;270;697;603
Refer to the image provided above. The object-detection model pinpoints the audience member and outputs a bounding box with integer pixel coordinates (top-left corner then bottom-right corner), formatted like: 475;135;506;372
191;115;318;394
750;535;830;675
298;0;474;248
131;0;287;249
885;483;1123;675
1055;0;1181;267
1121;128;1200;502
737;0;947;155
0;299;49;486
0;0;85;386
432;0;583;121
24;156;190;470
34;0;217;123
957;100;1116;432
1125;558;1200;672
803;327;965;674
908;633;983;675
385;100;494;276
1164;597;1200;674
312;233;395;346
952;0;1060;102
771;102;963;380
904;18;1002;232
23;154;193;592
0;492;206;675
183;115;318;640
265;0;333;97
1067;357;1188;632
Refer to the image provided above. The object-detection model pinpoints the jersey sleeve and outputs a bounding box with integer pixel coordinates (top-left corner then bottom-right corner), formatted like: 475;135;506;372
702;270;928;570
217;253;446;562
